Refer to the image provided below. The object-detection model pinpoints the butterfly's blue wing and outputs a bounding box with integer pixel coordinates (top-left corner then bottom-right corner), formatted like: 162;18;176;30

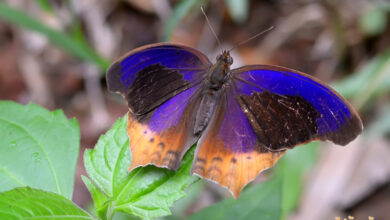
107;43;211;170
192;64;362;198
231;65;363;150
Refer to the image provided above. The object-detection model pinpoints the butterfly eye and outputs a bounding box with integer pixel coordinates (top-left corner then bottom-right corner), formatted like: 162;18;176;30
216;54;222;61
227;56;233;65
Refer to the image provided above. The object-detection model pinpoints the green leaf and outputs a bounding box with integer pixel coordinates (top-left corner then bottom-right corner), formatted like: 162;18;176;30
277;143;318;219
189;176;282;220
0;187;94;220
333;49;390;110
0;101;80;200
162;0;201;41
84;117;198;220
166;180;204;220
0;3;110;70
82;176;109;219
84;117;130;198
367;103;390;136
113;212;140;220
359;6;387;36
35;0;53;13
225;0;249;24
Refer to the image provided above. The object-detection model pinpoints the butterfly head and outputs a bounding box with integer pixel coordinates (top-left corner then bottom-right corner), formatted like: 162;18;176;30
216;50;233;66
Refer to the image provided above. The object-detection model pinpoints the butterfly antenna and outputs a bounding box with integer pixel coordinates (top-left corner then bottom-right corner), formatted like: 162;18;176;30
228;26;274;52
201;6;223;51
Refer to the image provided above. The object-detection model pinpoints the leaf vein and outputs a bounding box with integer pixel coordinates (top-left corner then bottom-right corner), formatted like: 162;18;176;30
0;165;26;186
0;116;62;195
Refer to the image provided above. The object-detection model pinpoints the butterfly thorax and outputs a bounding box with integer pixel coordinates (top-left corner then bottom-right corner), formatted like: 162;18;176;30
208;50;233;90
194;51;233;135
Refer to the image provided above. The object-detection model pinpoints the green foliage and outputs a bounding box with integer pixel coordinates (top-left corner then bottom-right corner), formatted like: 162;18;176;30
189;175;282;220
82;176;110;219
83;117;198;220
333;49;390;110
225;0;249;24
165;181;204;220
163;0;250;41
163;0;203;41
0;101;80;200
35;0;53;12
0;3;109;70
0;187;94;220
278;143;318;219
359;5;389;36
367;103;390;136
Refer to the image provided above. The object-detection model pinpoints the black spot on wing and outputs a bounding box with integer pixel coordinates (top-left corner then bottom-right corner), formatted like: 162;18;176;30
212;157;222;162
196;158;206;164
207;166;222;178
162;150;180;169
158;142;165;149
126;63;191;122
192;158;207;175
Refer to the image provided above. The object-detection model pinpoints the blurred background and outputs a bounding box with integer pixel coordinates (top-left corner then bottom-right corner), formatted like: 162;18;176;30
0;0;389;219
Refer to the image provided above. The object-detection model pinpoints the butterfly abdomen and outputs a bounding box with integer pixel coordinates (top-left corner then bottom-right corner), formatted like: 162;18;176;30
194;89;221;135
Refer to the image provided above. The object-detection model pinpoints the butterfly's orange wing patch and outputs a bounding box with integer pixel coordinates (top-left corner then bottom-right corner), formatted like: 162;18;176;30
191;90;285;198
127;112;195;171
193;133;284;198
126;85;203;171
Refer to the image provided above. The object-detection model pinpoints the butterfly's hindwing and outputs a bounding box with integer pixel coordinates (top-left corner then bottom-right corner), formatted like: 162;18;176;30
192;87;285;198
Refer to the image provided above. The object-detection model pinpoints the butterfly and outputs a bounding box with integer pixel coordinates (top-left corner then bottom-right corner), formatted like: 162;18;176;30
106;43;362;198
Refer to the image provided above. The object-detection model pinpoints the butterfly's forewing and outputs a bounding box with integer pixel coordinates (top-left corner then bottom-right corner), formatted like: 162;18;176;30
192;86;285;198
231;65;362;151
107;43;211;116
107;43;211;170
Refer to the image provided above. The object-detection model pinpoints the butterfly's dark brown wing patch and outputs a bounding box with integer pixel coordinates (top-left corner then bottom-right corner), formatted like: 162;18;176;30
126;63;192;121
236;91;319;151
